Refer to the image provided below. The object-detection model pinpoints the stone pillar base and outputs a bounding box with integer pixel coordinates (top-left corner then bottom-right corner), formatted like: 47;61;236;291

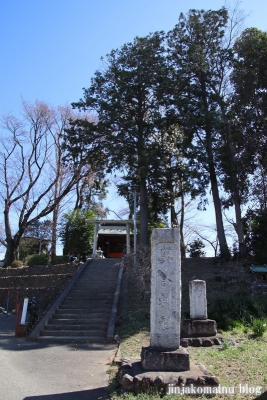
141;346;190;371
182;319;217;337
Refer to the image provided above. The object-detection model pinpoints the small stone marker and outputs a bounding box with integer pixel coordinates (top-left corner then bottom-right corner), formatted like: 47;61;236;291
189;280;207;320
182;279;217;338
141;228;190;371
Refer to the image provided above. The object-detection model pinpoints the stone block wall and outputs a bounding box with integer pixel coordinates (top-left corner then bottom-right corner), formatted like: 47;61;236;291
0;264;80;314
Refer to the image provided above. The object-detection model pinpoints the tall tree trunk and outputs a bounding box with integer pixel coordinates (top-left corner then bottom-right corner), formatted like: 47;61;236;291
233;195;246;257
4;232;22;267
200;76;229;259
139;180;148;246
170;204;178;227
229;160;246;258
179;184;186;258
221;105;247;258
207;142;230;258
4;239;16;267
51;204;59;258
3;202;15;267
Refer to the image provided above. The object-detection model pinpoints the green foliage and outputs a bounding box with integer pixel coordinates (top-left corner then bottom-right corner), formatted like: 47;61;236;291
24;220;52;241
19;240;37;262
233;28;267;107
26;253;48;266
11;260;23;268
20;220;52;260
65;31;208;246
60;209;96;256
188;238;206;258
65;32;173;245
167;8;231;257
231;28;267;210
221;336;231;351
148;221;167;239
209;294;265;329
50;255;69;265
245;208;267;263
19;221;51;262
251;318;267;337
62;7;267;258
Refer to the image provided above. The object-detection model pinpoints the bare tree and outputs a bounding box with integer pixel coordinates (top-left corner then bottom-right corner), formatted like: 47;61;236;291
0;100;93;266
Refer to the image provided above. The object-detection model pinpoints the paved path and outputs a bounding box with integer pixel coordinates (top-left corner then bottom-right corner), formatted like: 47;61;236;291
0;315;116;400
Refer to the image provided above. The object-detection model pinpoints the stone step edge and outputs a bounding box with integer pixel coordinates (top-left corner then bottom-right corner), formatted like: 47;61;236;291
42;330;107;334
35;336;107;342
107;267;124;342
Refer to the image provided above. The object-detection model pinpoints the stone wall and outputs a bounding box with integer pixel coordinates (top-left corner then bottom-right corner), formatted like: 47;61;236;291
0;263;80;314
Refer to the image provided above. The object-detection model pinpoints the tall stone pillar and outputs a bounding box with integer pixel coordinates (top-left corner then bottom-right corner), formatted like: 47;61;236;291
150;228;181;349
141;228;190;371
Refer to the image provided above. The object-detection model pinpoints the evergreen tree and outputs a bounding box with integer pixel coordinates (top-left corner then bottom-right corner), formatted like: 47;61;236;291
65;32;176;245
60;209;96;257
231;28;267;210
167;8;232;258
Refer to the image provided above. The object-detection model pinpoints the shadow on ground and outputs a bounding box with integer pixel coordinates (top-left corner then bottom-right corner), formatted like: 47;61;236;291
23;387;108;400
253;391;267;400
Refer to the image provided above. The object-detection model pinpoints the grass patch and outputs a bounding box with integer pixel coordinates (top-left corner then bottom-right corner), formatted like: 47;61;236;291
251;318;267;338
117;305;150;359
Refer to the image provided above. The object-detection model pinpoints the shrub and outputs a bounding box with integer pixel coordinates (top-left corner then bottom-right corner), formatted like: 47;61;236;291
251;318;267;337
50;255;69;265
27;253;48;266
209;294;261;329
121;245;151;311
188;238;206;258
11;260;23;268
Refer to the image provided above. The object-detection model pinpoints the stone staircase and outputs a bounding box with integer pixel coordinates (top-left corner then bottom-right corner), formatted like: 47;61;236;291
33;258;121;342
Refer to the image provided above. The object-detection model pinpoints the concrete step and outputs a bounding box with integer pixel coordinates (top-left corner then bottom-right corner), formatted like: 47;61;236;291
58;300;112;313
40;329;106;337
53;311;111;317
43;323;108;330
61;301;113;307
67;297;113;301
58;308;112;313
68;292;115;297
54;307;111;313
70;284;117;289
48;318;109;325
36;336;107;342
68;286;116;290
65;294;114;298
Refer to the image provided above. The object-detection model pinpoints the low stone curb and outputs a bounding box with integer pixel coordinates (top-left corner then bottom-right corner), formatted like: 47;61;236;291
118;358;220;394
107;267;124;342
180;334;223;347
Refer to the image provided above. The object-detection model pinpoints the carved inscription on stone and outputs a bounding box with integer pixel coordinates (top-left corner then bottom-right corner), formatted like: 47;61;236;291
157;246;175;330
150;229;181;349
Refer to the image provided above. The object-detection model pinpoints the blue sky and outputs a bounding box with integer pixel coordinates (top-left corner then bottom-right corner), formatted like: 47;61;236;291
0;0;266;257
1;0;266;118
